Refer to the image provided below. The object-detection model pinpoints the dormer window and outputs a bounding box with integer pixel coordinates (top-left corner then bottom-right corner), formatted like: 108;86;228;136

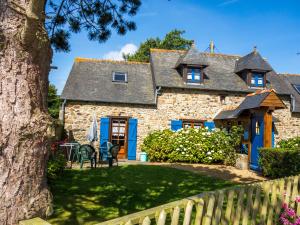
112;72;127;83
250;73;265;87
187;67;202;84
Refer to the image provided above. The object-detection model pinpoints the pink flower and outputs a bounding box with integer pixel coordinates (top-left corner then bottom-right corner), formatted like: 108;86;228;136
287;208;296;218
296;196;300;203
283;203;288;209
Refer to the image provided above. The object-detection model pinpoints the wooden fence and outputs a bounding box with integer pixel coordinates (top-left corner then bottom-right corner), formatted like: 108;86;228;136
96;175;300;225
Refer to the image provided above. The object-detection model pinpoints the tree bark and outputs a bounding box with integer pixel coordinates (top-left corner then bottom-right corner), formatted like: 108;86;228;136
0;0;52;224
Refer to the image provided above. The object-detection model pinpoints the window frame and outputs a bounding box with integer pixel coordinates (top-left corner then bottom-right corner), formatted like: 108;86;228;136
185;66;203;84
112;71;128;83
250;72;265;88
181;119;206;129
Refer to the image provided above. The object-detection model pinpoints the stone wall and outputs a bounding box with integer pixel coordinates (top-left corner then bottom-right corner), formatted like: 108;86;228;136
273;96;300;144
63;88;300;158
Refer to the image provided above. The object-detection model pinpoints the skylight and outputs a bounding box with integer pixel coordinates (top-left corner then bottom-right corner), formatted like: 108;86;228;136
293;84;300;94
112;72;127;83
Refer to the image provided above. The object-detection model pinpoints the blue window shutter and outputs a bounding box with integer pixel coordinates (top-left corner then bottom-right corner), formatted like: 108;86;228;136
204;121;215;131
128;118;137;160
100;117;110;160
171;120;182;131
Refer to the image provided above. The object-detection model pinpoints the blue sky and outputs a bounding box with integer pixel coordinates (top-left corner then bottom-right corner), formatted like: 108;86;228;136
50;0;300;94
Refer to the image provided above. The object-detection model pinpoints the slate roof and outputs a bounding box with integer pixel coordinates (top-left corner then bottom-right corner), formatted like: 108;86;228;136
150;49;291;95
62;47;299;106
235;50;273;73
281;74;300;112
61;58;156;105
175;45;209;68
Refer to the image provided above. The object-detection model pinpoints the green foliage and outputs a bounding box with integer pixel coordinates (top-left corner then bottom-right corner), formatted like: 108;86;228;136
47;152;67;181
46;0;141;51
126;30;193;62
142;126;243;166
48;84;61;119
259;148;300;178
277;137;300;150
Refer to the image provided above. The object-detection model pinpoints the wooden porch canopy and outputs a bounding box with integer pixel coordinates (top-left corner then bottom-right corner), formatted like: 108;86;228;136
214;89;286;120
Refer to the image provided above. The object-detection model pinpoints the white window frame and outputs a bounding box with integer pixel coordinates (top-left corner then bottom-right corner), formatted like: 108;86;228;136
112;72;128;83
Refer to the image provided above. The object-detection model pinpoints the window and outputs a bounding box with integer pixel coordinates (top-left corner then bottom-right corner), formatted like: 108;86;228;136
187;68;202;84
255;121;260;135
250;73;264;87
220;95;226;105
112;72;127;82
293;84;300;94
182;120;204;129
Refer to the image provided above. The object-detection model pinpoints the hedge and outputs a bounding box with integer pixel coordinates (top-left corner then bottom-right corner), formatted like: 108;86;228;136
259;148;300;178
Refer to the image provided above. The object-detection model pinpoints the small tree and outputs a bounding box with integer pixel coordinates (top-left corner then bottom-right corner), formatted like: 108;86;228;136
126;29;193;62
48;84;61;119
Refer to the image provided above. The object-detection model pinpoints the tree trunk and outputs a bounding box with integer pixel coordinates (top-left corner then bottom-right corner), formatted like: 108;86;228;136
0;0;52;224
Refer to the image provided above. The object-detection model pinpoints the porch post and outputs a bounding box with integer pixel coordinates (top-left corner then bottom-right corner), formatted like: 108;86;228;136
263;110;273;148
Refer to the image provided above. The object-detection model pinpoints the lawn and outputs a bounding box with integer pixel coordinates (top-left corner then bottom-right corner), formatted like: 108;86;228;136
47;165;235;225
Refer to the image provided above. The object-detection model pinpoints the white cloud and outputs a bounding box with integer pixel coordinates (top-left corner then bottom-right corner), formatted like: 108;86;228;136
103;43;138;60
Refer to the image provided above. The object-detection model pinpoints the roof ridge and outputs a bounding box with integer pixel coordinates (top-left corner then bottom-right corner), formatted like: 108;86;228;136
281;73;300;76
150;48;241;58
74;57;150;65
150;48;187;53
246;89;275;96
200;52;241;58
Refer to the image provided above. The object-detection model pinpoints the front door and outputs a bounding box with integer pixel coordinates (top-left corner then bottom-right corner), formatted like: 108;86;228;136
250;115;264;171
110;118;128;159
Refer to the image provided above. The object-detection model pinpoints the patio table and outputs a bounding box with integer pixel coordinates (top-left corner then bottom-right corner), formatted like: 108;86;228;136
60;142;80;168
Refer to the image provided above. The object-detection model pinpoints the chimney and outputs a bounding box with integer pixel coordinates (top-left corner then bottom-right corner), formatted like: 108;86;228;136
253;46;257;54
209;40;215;54
191;40;196;48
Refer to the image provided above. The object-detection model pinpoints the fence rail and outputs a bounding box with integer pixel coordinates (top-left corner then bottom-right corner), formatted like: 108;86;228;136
96;175;300;225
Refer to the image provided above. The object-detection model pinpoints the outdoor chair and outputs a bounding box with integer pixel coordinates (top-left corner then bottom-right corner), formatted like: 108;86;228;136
71;142;81;163
108;144;120;167
79;144;97;169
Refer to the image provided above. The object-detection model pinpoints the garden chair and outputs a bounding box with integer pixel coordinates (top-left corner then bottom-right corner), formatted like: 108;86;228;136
79;144;97;169
110;145;120;166
99;141;112;167
71;142;81;163
107;144;120;167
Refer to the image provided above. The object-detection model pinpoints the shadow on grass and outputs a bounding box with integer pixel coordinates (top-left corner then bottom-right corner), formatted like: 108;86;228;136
47;165;234;225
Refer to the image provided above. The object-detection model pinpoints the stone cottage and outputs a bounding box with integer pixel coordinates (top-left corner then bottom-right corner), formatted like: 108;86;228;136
61;43;300;168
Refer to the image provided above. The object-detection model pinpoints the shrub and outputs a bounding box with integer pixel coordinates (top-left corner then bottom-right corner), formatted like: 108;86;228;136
278;137;300;150
141;126;242;166
259;148;300;178
47;152;66;181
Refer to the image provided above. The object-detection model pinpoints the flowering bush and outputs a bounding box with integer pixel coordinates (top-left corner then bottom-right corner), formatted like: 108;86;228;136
142;126;242;166
279;197;300;225
278;137;300;150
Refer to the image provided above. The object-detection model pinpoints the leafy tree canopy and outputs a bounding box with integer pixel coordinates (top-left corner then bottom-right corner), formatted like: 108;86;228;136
46;0;142;52
125;29;193;62
48;84;61;119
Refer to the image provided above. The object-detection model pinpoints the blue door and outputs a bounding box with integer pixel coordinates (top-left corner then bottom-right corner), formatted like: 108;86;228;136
250;115;264;171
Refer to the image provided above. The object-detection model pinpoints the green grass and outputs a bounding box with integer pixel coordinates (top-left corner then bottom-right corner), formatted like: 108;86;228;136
48;165;235;225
